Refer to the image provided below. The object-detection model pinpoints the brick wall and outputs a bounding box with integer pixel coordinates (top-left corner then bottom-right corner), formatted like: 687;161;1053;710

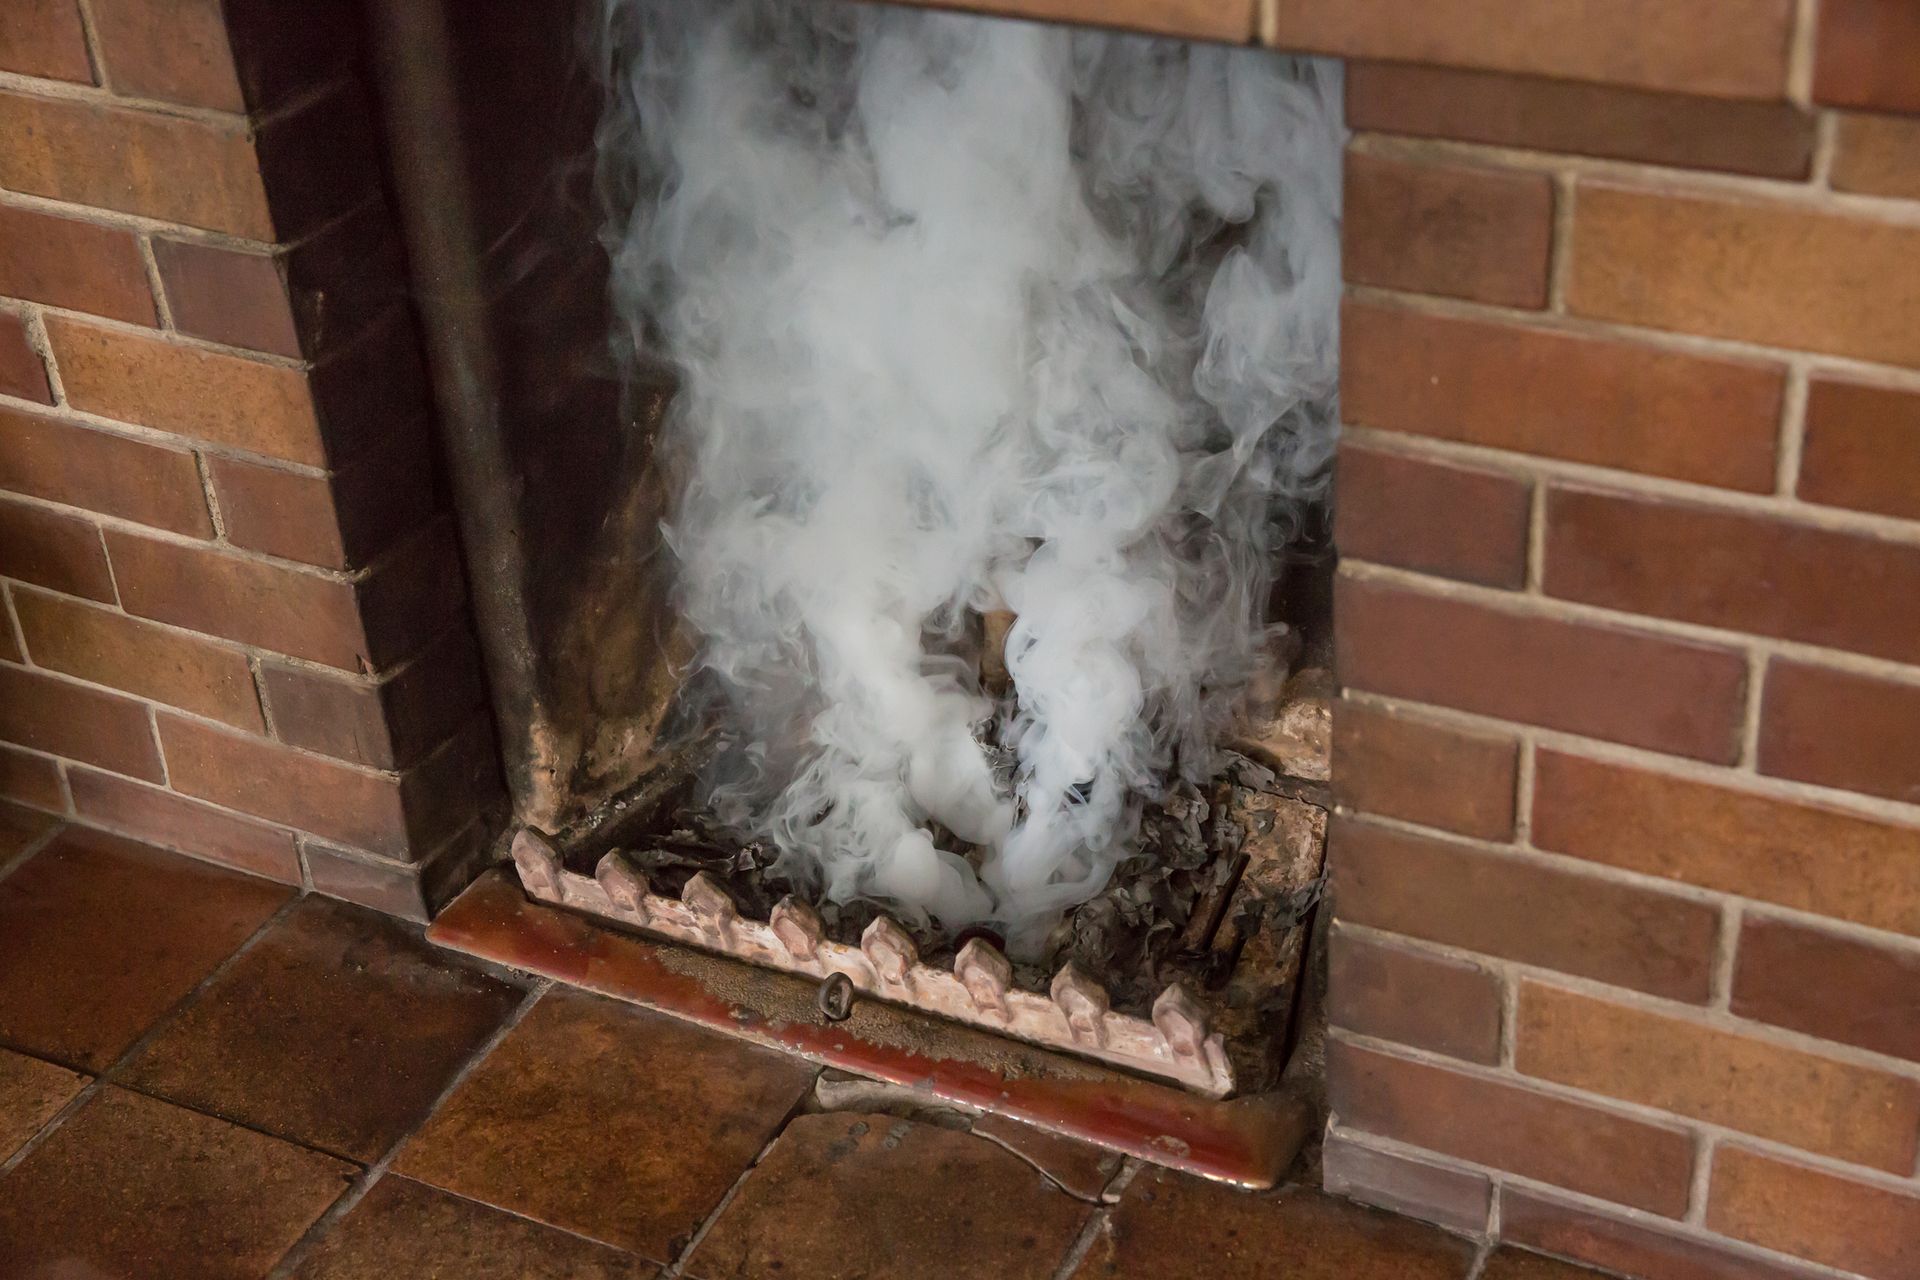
6;0;1916;1269
1314;5;1920;1279
0;1;500;918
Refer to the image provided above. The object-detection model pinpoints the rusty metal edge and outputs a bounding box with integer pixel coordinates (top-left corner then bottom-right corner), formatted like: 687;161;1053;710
429;868;1314;1189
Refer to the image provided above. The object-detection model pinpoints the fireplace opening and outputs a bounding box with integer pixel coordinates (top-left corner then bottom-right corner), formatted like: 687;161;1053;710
370;0;1341;1163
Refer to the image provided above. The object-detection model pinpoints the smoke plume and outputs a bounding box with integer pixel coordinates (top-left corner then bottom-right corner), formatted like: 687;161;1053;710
598;0;1343;952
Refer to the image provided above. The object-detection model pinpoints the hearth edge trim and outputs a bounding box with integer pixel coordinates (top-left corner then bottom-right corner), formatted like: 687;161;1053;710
510;828;1235;1096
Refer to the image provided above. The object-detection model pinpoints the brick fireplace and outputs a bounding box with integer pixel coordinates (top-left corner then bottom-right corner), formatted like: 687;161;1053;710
2;1;1918;1278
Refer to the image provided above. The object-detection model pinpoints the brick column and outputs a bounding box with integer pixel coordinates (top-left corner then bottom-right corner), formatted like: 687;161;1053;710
1315;3;1920;1278
0;0;501;917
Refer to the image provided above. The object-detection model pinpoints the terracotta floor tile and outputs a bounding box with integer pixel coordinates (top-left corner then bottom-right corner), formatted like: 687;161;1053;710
0;828;293;1069
1480;1247;1616;1279
0;801;59;863
0;1084;353;1279
1072;1168;1477;1279
0;1047;86;1160
121;895;524;1161
287;1174;651;1279
395;987;814;1261
687;1111;1095;1280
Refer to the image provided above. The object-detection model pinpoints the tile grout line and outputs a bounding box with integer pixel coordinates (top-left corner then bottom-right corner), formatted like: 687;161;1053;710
393;1176;656;1260
1048;1159;1139;1280
0;889;303;1179
263;977;551;1279
657;1079;824;1279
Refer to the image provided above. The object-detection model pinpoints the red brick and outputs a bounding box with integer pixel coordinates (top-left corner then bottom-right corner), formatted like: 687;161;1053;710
1346;63;1816;179
301;320;433;464
207;0;360;114
12;588;261;730
0;405;211;536
250;82;387;242
208;428;437;571
1758;660;1920;806
85;0;244;113
0;312;52;404
104;531;365;669
1336;574;1748;762
205;458;339;566
150;239;299;359
44;316;323;465
0;205;154;326
1501;1187;1831;1280
1331;817;1719;1001
1832;113;1920;200
1341;300;1781;492
0;91;269;237
261;627;486;769
153;204;405;365
301;841;431;922
1328;929;1503;1063
1733;916;1920;1066
0;743;64;811
1328;1038;1694;1216
68;767;298;883
0;664;161;781
0;497;113;601
1799;376;1920;522
1708;1146;1920;1280
1545;485;1920;666
276;205;411;354
159;712;492;862
1265;0;1791;99
1322;1133;1493;1234
1518;981;1920;1172
353;520;476;672
1532;750;1920;940
1333;443;1531;589
388;718;502;865
1569;181;1920;369
1814;0;1920;115
1343;151;1553;307
106;519;463;678
157;714;409;856
0;0;91;83
1332;699;1519;839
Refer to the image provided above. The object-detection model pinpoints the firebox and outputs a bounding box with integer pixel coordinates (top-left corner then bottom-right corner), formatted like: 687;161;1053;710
366;0;1342;1183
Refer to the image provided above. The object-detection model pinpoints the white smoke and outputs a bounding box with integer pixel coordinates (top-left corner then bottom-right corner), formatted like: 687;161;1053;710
598;0;1343;952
